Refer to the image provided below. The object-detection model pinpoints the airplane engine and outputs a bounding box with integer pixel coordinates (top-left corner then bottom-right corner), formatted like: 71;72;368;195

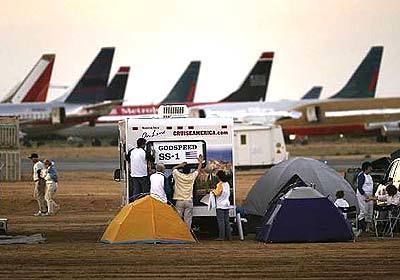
305;106;323;122
51;107;66;124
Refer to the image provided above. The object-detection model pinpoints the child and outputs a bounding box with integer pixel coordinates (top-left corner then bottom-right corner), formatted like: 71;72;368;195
334;190;350;218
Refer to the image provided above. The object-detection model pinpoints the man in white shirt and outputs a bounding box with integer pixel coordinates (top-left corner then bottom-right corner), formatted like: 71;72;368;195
172;155;203;229
150;164;167;203
28;153;47;216
356;161;374;232
126;138;150;202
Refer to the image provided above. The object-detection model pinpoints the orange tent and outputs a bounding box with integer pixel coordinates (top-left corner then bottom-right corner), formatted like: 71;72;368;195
100;195;196;244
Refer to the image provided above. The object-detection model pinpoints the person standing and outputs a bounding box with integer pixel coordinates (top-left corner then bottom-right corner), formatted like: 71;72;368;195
126;138;151;201
356;161;374;232
212;170;232;241
150;164;168;203
28;153;47;216
172;155;203;229
43;159;60;216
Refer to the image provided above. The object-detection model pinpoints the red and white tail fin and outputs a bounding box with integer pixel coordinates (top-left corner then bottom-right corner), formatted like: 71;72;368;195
11;54;55;103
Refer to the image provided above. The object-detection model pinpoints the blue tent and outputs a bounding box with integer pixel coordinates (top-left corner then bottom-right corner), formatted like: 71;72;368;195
257;187;354;243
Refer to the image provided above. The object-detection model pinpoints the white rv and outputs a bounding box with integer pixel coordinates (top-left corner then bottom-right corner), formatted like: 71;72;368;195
234;123;288;167
116;106;242;232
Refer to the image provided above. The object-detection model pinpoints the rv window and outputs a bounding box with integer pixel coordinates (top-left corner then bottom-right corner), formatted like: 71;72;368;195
240;135;247;145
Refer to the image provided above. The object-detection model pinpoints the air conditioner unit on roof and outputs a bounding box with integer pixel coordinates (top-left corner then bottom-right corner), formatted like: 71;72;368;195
158;105;189;118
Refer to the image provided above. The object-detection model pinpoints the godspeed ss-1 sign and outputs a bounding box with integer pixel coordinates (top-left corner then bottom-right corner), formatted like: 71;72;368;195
150;140;206;166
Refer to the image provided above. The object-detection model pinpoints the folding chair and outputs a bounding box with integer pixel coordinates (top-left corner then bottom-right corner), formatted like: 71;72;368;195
338;206;357;236
373;204;392;237
388;206;400;237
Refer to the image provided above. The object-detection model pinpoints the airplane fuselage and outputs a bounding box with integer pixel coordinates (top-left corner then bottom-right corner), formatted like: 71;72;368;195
0;101;101;136
276;97;400;136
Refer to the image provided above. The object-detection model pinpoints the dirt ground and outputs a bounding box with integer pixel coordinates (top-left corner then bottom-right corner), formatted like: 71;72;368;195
1;171;400;279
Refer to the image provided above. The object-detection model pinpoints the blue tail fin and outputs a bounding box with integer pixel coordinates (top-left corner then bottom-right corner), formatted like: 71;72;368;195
301;86;322;99
105;67;130;101
64;47;115;104
221;52;274;102
329;46;383;99
161;61;201;103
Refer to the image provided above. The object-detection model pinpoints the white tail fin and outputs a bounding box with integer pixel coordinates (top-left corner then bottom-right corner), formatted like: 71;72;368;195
10;54;55;103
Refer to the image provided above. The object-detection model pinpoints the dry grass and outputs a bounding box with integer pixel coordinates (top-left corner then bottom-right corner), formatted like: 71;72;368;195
21;146;119;160
287;142;398;157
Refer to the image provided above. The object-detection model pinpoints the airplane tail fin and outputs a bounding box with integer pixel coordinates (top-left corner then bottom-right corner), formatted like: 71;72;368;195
301;86;322;99
9;54;55;103
330;46;383;99
221;52;274;102
64;47;115;104
161;61;201;103
105;66;130;102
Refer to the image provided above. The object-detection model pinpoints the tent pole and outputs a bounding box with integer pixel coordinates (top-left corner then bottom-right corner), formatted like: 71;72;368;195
236;212;244;240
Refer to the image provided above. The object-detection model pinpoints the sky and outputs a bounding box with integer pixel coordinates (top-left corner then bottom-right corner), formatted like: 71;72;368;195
0;0;399;104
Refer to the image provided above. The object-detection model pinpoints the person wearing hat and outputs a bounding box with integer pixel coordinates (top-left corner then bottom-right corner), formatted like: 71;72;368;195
28;153;47;216
42;159;60;215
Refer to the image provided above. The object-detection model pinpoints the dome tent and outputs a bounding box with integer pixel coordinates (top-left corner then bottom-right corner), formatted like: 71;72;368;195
101;195;196;244
243;157;357;217
257;187;354;243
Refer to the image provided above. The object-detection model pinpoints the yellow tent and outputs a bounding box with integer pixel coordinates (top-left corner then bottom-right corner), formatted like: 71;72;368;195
100;195;196;244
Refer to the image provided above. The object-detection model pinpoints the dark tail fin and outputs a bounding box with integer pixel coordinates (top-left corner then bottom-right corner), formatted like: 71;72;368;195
12;54;55;103
329;46;383;99
221;52;274;102
64;47;115;103
301;86;322;99
161;61;201;103
105;67;130;101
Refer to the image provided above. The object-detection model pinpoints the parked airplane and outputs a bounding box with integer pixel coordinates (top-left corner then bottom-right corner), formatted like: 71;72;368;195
0;47;128;137
276;97;400;141
100;51;273;118
55;60;202;139
1;54;55;103
188;46;383;122
55;51;274;141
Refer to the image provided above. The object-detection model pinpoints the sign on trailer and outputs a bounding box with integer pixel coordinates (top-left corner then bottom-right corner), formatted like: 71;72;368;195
150;141;206;166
